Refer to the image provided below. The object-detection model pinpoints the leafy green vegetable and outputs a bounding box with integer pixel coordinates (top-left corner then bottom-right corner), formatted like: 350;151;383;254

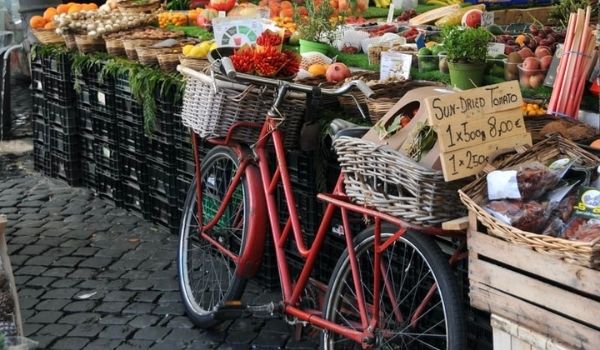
442;26;492;64
166;0;190;10
167;25;213;41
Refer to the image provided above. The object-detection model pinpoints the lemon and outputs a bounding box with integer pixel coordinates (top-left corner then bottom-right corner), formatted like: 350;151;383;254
182;44;194;57
209;42;218;51
189;45;205;58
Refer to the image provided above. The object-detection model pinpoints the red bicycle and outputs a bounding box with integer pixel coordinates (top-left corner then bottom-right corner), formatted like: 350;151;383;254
177;59;466;349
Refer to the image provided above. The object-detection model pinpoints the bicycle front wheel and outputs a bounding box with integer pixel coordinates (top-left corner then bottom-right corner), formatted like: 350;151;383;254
178;146;250;328
322;226;465;349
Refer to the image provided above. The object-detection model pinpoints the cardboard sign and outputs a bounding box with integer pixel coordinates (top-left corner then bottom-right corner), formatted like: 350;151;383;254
212;18;270;47
440;133;533;181
434;108;527;152
425;81;522;124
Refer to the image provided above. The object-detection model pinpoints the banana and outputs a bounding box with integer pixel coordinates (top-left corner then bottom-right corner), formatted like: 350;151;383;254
427;0;452;6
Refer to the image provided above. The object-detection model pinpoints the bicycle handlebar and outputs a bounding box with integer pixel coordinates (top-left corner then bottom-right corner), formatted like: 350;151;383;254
219;57;374;98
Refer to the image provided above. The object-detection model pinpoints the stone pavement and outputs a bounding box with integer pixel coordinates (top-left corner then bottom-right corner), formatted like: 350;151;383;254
0;154;320;350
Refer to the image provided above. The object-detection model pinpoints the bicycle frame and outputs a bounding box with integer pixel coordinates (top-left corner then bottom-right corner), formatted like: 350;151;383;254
191;114;465;347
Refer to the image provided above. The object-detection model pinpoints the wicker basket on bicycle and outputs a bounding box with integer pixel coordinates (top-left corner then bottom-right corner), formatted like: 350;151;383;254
179;63;306;148
459;135;600;269
334;136;465;227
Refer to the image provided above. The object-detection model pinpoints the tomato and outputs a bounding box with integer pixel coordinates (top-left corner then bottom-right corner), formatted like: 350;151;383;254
209;0;236;12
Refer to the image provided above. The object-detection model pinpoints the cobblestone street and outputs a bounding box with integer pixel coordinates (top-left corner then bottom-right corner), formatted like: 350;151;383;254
0;154;319;349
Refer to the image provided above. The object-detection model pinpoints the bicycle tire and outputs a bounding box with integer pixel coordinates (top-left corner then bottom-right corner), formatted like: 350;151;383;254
322;226;465;349
178;146;250;328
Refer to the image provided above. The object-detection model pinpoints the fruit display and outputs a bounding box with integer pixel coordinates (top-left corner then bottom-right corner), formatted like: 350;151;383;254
426;0;463;6
522;102;546;117
158;11;189;28
396;9;417;22
273;16;297;36
435;4;485;27
494;25;565;56
373;0;391;9
129;27;185;40
54;9;155;37
30;3;98;30
182;40;217;58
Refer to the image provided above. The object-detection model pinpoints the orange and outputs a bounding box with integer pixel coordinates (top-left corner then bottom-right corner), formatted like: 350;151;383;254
44;21;55;29
57;4;69;14
308;64;328;77
86;3;98;10
43;7;57;21
590;139;600;150
30;16;46;29
68;4;83;13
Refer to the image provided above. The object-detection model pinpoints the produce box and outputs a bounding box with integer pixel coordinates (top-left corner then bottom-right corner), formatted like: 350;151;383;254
492;6;552;25
491;314;571;350
467;220;600;349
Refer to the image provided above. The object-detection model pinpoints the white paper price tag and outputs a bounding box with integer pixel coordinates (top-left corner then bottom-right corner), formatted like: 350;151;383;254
487;43;505;57
97;91;106;106
102;146;111;158
218;11;226;18
481;12;494;26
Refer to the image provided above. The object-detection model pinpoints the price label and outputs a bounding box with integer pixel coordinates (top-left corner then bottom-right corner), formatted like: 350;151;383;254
218;11;226;18
102;146;111;159
440;133;532;181
35;80;42;90
97;91;106;106
481;11;494;26
487;43;505;57
435;108;526;152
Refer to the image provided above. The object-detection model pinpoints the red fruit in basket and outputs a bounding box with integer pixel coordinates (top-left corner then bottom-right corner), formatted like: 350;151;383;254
529;74;544;88
279;50;300;77
520;74;531;88
523;57;540;70
325;63;351;83
535;46;552;58
518;47;534;60
540;55;552;70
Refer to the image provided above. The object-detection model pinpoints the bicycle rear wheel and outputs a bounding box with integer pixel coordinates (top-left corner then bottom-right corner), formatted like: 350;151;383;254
178;146;250;328
322;226;465;349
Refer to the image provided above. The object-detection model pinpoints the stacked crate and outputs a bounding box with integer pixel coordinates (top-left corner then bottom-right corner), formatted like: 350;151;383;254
31;54;49;175
76;72;96;189
43;53;81;186
88;65;121;205
115;74;147;216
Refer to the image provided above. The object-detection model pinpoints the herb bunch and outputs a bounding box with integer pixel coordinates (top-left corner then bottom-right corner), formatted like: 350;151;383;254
442;26;492;64
294;0;338;44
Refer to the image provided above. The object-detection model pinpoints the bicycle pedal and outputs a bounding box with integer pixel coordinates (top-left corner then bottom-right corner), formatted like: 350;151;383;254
214;300;246;320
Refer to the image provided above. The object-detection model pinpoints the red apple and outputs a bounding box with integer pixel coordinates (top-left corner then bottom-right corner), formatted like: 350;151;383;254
523;57;540;70
529;74;545;88
540;55;552;71
326;63;351;83
520;74;531;88
535;46;552;59
518;47;534;60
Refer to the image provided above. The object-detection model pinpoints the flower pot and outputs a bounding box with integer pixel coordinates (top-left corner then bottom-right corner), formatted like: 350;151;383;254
448;62;486;90
299;39;330;55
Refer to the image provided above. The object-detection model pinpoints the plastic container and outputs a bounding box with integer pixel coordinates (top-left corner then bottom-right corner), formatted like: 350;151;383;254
503;59;520;81
418;55;439;73
438;53;449;74
517;63;548;89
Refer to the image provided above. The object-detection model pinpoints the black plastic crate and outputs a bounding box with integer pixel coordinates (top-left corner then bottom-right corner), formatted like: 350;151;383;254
120;151;146;184
176;175;192;209
44;99;78;129
80;132;94;160
256;236;279;290
81;158;96;189
32;92;44;117
145;134;175;164
115;94;143;125
147;160;178;199
94;139;119;173
43;72;75;103
117;122;144;153
277;185;321;241
319;231;346;283
92;116;117;143
145;193;180;232
95;171;122;205
78;106;94;133
115;74;131;94
153;105;175;136
76;79;92;107
176;156;195;179
32;116;47;144
31;67;44;93
122;180;148;216
42;53;72;80
49;126;79;157
33;141;50;175
90;86;115;116
50;152;81;186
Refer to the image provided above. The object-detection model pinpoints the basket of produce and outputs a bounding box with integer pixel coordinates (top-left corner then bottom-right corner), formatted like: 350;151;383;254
180;45;305;148
117;0;162;13
157;10;188;28
123;39;160;60
460;135;600;269
524;115;599;143
62;33;77;49
333;136;464;226
32;29;64;45
157;53;180;72
75;34;106;53
178;40;215;71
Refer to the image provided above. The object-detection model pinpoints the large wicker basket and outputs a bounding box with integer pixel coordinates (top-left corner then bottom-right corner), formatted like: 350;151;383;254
105;37;126;56
178;55;211;72
33;29;64;45
179;65;305;148
524;115;600;143
333;137;466;226
123;39;159;60
157;53;180;72
75;35;106;54
62;33;77;49
459;135;600;269
117;0;162;13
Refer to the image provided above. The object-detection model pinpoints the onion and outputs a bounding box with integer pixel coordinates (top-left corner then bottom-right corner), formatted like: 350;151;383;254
89;30;97;37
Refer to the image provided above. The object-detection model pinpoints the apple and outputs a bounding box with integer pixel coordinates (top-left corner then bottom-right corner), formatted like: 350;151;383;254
209;0;235;12
518;47;534;60
326;63;351;83
523;57;540;70
461;9;482;28
529;74;544;88
540;55;552;71
520;74;531;88
535;46;552;59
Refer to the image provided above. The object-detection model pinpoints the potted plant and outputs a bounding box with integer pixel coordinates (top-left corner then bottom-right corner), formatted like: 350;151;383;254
442;26;492;89
294;0;337;55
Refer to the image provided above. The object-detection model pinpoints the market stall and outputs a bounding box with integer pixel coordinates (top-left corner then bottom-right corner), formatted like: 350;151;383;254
21;0;600;348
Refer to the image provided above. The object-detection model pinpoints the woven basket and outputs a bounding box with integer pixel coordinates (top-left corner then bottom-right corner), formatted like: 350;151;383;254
179;55;211;72
136;46;161;66
105;37;126;56
333;136;466;226
75;35;106;54
524;115;599;143
62;33;77;49
123;39;159;61
33;29;64;45
117;0;161;13
157;53;180;72
459;135;600;269
180;67;305;148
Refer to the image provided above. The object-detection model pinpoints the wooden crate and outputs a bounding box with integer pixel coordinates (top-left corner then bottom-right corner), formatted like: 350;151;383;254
492;314;571;350
492;7;552;25
468;213;600;350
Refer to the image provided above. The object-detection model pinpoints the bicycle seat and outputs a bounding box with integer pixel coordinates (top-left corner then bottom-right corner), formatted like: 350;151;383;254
329;119;370;141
